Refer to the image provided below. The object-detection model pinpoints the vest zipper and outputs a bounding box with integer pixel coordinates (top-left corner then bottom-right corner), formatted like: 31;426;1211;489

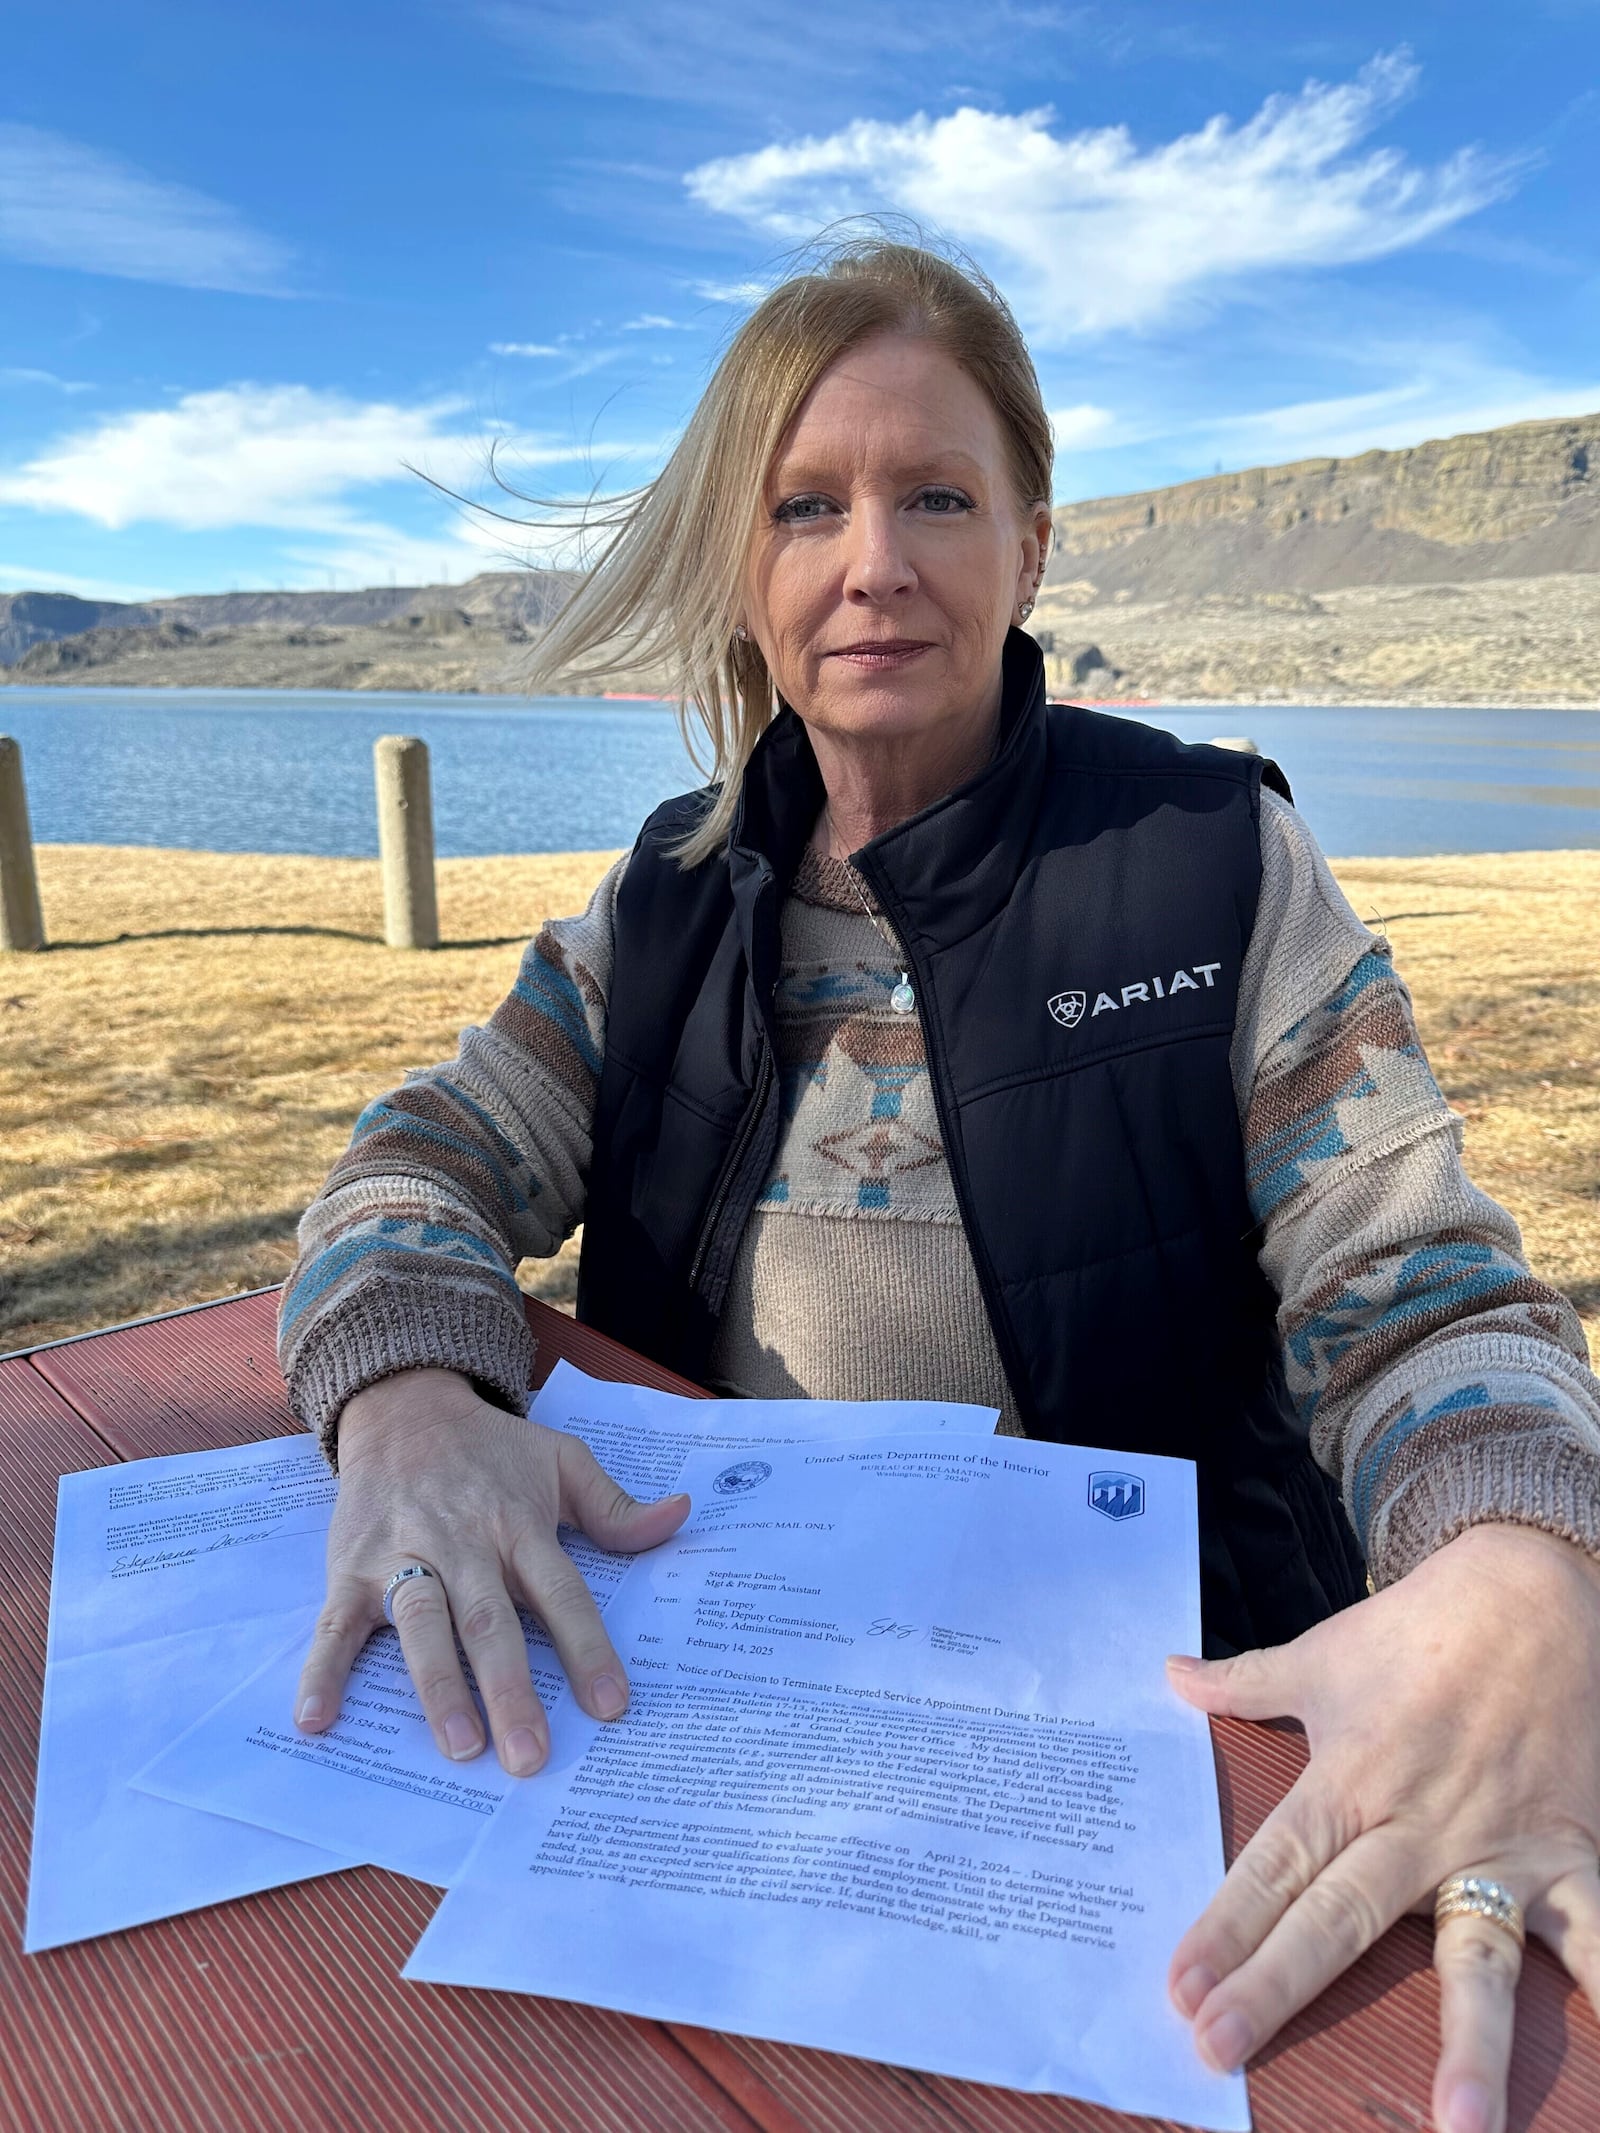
687;1038;776;1301
855;863;1040;1433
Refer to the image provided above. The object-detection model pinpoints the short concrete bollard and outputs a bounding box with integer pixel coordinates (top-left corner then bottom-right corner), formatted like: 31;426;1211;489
1209;736;1261;755
374;735;439;950
0;736;46;952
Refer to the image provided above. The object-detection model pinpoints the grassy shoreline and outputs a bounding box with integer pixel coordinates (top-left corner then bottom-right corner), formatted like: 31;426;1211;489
3;842;1597;1360
4;681;1599;708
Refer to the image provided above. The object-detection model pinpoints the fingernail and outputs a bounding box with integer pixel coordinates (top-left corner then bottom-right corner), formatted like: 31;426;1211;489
444;1711;482;1759
1198;2010;1251;2072
295;1693;326;1729
504;1726;545;1777
1446;2079;1494;2133
591;1673;627;1719
1174;1963;1219;2017
1166;1653;1203;1673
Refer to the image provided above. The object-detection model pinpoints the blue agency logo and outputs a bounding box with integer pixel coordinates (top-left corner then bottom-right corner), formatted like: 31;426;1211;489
713;1459;774;1497
1088;1471;1145;1521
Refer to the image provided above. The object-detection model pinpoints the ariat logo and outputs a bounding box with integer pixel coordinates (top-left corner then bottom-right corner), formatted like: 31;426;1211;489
1048;963;1224;1027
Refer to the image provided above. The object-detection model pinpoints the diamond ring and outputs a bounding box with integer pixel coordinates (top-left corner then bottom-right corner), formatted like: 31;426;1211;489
381;1562;438;1628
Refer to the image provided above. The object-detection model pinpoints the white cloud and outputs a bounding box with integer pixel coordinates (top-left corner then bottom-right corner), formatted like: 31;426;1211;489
1045;346;1600;501
489;340;563;356
0;366;94;393
0;560;174;601
0;384;666;541
0;124;293;294
1196;372;1600;468
685;53;1526;341
281;508;611;586
691;277;772;305
0;385;481;532
621;313;689;330
275;515;511;590
1050;403;1116;448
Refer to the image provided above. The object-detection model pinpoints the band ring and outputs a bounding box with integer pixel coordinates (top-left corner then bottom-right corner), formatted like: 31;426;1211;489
1434;1874;1525;1949
382;1562;438;1628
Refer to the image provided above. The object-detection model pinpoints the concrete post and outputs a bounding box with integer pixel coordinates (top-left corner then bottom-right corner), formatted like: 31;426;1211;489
374;735;439;949
0;737;46;952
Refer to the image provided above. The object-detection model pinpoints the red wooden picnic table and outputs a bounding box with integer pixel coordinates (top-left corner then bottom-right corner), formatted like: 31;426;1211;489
3;1289;1598;2133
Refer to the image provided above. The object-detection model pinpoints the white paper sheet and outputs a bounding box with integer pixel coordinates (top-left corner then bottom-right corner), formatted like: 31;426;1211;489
405;1433;1249;2131
26;1436;350;1952
134;1367;1000;1886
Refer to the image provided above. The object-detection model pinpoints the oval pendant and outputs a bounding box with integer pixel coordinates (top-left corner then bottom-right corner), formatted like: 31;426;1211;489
889;978;917;1016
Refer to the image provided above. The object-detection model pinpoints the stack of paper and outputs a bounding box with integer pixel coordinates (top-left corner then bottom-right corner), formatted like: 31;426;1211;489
26;1364;1249;2130
26;1432;345;1951
132;1368;1001;1886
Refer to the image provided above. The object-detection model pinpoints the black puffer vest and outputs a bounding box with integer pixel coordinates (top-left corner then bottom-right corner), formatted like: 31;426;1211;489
578;630;1365;1653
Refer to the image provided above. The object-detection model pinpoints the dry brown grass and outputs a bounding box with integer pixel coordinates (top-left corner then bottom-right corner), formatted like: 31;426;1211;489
1333;853;1600;1350
3;844;1596;1364
1;846;612;1349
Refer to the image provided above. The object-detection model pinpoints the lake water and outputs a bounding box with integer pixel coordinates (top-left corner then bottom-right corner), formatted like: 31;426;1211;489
3;686;1598;858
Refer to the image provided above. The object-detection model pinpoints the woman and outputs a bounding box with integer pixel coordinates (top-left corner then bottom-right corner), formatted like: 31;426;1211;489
283;238;1600;2132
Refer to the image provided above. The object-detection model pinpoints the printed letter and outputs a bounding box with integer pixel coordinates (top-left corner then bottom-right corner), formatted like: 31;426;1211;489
1091;992;1119;1016
1121;984;1150;1007
1168;970;1198;994
1193;963;1223;989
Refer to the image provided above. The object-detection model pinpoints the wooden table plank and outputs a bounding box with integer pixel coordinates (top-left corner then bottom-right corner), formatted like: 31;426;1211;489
0;1359;118;1979
15;1295;1600;2131
1;1341;758;2133
29;1288;701;1460
32;1286;295;1455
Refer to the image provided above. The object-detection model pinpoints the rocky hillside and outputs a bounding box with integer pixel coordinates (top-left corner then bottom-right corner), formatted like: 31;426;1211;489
1030;576;1600;707
0;569;579;668
1027;410;1600;703
1046;412;1599;599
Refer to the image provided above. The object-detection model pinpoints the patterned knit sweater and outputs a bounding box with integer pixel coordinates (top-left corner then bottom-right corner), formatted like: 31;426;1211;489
280;791;1600;1592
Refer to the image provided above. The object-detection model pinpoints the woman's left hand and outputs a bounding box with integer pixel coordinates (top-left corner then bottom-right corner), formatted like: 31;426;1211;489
1166;1521;1600;2133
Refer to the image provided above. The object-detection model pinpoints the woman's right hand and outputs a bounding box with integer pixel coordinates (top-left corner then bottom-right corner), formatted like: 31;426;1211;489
292;1368;690;1776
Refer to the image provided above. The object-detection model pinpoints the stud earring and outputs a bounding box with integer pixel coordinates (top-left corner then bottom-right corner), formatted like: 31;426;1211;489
1019;599;1035;622
733;623;750;642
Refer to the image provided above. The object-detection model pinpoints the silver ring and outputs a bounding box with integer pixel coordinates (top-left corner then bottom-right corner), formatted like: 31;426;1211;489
382;1562;438;1628
1434;1873;1525;1949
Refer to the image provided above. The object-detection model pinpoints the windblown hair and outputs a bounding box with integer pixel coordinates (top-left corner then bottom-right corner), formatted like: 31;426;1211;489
524;232;1055;865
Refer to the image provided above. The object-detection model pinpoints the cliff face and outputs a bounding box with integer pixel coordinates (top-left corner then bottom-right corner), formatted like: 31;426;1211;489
0;591;161;667
0;569;580;668
1049;412;1600;598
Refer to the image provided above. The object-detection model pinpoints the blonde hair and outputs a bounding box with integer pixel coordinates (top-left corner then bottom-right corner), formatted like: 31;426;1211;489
525;233;1054;865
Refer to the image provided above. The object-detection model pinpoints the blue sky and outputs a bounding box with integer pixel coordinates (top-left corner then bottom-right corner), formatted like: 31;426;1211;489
1;0;1597;600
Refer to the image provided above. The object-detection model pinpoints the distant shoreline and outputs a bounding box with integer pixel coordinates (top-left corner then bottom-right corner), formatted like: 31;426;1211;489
3;681;1598;712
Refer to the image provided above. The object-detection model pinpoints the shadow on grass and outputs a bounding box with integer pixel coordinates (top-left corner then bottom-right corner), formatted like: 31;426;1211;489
1373;907;1482;922
0;1206;303;1348
45;927;531;951
48;924;380;950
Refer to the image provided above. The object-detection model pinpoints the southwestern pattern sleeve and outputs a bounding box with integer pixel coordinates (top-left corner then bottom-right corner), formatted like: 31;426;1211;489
1238;793;1600;1589
277;857;625;1458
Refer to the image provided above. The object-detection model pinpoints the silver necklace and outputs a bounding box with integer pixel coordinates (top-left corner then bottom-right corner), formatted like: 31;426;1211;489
824;808;917;1016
